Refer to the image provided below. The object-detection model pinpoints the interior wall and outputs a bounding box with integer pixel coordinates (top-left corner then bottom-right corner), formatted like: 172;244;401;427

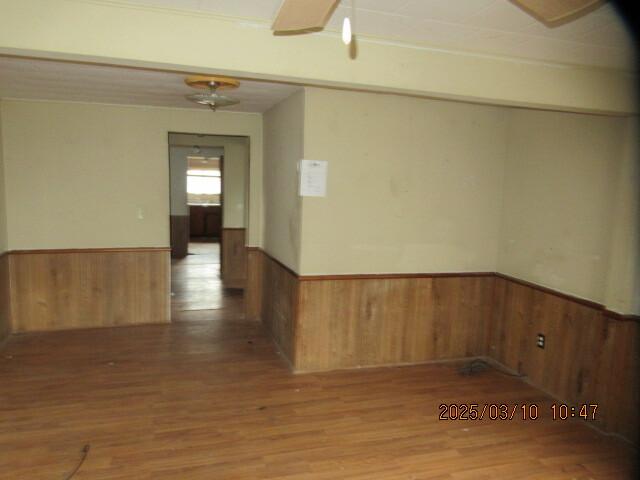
0;100;10;342
0;100;7;253
488;275;638;443
0;100;262;250
260;251;299;363
263;91;305;272
497;109;632;311
300;87;508;275
222;138;249;228
298;88;636;314
258;88;637;441
9;248;171;332
603;117;640;315
296;274;494;372
169;146;189;216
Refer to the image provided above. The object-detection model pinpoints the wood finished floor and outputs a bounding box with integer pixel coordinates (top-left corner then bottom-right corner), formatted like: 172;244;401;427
171;241;244;322
0;317;636;479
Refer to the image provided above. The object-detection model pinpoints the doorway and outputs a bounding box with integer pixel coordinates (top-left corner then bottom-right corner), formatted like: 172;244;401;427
168;133;249;322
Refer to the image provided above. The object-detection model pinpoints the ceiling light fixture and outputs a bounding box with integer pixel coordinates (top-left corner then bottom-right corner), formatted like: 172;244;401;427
184;75;240;111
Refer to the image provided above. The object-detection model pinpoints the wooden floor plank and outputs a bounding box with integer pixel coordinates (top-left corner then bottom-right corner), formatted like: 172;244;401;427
0;315;636;479
171;241;244;321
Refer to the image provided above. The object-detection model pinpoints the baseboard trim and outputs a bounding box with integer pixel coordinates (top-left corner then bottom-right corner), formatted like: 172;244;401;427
292;355;486;375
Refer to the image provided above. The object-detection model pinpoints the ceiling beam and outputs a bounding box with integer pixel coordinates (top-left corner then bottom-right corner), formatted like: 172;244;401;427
0;0;635;115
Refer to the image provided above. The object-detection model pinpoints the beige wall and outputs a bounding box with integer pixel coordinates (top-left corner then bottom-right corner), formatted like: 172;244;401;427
497;109;633;310
220;138;249;228
0;99;262;249
300;87;508;275
0;100;8;341
169;146;189;216
0;100;7;253
263;91;305;271
603;117;640;314
1;94;635;314
297;88;636;314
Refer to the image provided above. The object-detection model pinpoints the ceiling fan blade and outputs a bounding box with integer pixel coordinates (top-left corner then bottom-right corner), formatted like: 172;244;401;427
272;0;340;33
510;0;605;26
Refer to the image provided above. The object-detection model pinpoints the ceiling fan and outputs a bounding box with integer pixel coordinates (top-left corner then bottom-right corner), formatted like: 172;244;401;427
271;0;606;37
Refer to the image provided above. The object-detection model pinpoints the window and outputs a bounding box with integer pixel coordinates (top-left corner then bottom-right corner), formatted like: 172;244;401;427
187;168;221;195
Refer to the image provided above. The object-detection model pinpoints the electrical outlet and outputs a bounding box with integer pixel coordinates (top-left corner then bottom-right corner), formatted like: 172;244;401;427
537;333;545;349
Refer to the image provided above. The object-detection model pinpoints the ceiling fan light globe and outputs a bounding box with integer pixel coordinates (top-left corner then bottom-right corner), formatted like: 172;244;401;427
186;92;239;110
342;16;352;45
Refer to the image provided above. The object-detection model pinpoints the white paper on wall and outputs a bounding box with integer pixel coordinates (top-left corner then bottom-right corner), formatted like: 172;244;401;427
299;160;328;197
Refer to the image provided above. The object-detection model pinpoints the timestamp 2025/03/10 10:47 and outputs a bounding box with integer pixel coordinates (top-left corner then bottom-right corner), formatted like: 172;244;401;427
439;403;598;421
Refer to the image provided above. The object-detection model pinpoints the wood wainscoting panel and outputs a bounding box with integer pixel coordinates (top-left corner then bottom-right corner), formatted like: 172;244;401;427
295;275;494;372
260;253;299;364
0;254;10;344
9;248;170;332
489;276;639;443
245;247;263;321
248;249;637;441
221;228;247;289
596;318;639;443
170;215;189;259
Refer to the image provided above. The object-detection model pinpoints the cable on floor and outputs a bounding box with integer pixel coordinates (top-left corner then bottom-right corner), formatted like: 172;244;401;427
63;444;90;480
458;359;525;378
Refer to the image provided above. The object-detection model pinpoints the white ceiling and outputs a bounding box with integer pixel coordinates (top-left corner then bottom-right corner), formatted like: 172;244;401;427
0;56;300;112
120;0;635;69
